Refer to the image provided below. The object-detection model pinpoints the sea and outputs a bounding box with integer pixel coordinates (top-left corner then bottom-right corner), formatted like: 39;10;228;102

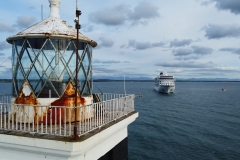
1;81;240;160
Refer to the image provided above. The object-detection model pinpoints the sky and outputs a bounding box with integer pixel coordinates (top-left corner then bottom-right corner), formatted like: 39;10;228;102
0;0;240;80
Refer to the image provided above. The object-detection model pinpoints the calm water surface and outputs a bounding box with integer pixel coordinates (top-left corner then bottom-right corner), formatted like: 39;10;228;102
94;81;240;160
1;82;240;160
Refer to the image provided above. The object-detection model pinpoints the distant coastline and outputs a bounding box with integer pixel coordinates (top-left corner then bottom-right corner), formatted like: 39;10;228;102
93;79;240;82
0;79;239;83
0;79;12;82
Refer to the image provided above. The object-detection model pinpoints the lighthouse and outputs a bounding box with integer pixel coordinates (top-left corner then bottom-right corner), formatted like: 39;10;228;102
0;0;138;159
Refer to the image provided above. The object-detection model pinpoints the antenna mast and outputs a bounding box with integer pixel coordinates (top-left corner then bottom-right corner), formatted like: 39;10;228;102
74;0;81;140
76;0;78;10
41;4;43;20
124;75;126;96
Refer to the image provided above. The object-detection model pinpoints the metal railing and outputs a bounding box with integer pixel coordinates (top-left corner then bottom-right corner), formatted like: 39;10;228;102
0;94;135;137
95;93;129;101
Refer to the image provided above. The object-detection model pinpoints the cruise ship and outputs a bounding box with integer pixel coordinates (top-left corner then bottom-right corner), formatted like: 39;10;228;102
154;71;175;93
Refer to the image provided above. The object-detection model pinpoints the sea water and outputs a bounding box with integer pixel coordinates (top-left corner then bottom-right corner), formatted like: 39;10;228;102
1;82;240;160
93;81;240;160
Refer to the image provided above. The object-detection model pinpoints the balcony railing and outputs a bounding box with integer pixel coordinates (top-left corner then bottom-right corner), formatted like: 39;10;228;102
0;93;135;137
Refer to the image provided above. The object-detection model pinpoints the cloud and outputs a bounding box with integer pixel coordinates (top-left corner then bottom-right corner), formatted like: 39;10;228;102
0;41;11;51
89;5;129;26
127;39;165;50
201;1;213;6
191;45;213;55
152;42;166;47
188;66;240;77
202;24;240;39
173;48;193;56
0;56;11;66
128;1;160;25
89;1;159;26
214;0;240;15
172;46;213;60
94;59;130;64
170;39;193;47
98;36;114;48
170;69;183;73
127;40;150;50
0;22;15;32
215;66;240;72
135;42;151;50
120;44;127;49
128;40;136;47
157;68;183;74
175;55;201;61
219;47;240;55
93;67;120;74
155;61;216;68
82;24;95;32
0;68;12;79
202;0;240;15
93;66;153;79
13;15;36;29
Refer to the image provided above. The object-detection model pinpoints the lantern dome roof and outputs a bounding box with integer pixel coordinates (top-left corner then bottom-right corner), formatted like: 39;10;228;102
6;0;97;47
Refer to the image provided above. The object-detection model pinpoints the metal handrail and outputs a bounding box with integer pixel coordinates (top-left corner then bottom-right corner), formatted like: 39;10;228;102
0;94;135;137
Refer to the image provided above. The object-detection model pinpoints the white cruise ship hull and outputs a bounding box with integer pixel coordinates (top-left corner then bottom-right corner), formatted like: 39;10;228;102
154;85;175;93
154;71;175;93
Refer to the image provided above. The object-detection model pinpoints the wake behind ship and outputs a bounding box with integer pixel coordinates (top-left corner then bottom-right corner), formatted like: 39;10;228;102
154;71;175;93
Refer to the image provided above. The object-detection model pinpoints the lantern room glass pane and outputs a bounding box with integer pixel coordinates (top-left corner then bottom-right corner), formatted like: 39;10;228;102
12;38;93;98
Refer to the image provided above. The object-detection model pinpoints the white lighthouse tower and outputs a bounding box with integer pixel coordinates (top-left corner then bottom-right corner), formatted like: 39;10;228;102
0;0;138;159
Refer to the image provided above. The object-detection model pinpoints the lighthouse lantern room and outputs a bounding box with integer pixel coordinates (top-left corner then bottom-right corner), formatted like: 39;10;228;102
6;0;98;124
7;0;97;100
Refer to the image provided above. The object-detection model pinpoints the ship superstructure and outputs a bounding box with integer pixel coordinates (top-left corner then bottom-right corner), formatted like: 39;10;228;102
154;71;175;93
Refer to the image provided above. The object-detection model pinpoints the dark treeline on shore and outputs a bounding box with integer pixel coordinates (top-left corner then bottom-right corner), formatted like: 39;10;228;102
94;80;240;82
0;79;12;82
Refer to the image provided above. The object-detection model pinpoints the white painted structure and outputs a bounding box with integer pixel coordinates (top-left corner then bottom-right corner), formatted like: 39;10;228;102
0;112;138;160
0;0;138;159
0;94;135;137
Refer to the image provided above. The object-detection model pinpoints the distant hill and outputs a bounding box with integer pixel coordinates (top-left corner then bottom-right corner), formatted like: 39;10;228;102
93;76;240;82
93;76;153;81
0;79;12;82
0;77;239;82
176;78;240;82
